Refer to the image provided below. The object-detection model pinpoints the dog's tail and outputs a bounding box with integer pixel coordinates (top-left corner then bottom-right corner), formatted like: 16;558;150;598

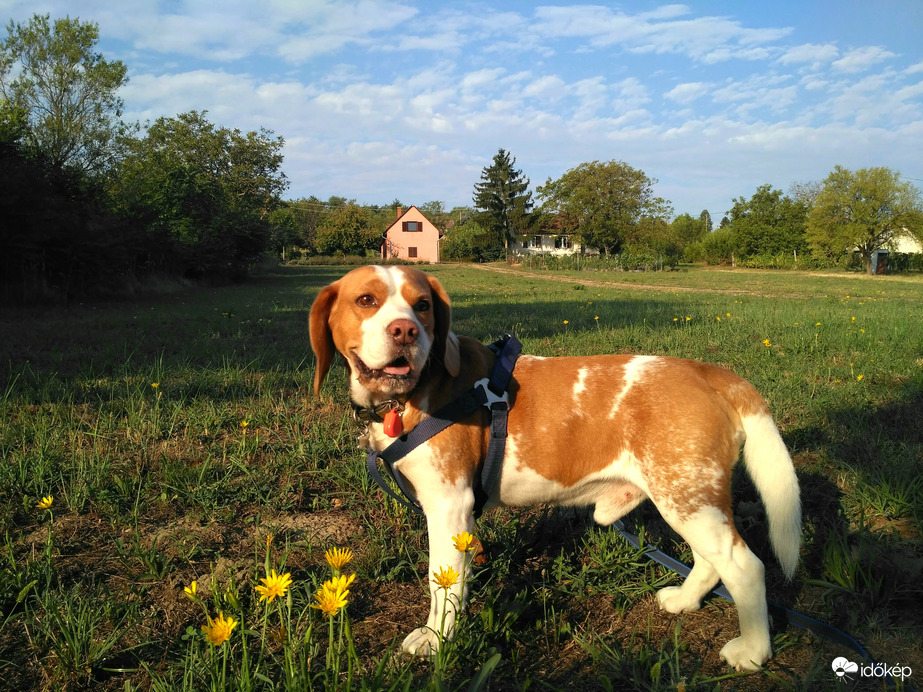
739;408;802;579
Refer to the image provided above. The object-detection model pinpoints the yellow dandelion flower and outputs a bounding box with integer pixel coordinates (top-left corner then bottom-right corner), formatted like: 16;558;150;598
151;382;159;389
240;420;249;429
763;339;771;347
184;580;198;600
254;569;292;603
815;322;821;326
563;320;569;325
452;532;476;552
311;573;356;617
857;374;864;381
433;566;459;589
685;316;691;321
594;315;599;321
202;612;237;646
324;547;353;571
36;495;53;510
312;585;348;617
716;316;721;322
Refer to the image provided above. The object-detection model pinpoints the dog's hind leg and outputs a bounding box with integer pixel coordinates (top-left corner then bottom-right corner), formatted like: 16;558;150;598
656;548;720;613
656;503;770;671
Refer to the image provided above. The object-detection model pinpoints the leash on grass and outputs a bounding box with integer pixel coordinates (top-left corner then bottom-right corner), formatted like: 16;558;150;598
611;520;915;689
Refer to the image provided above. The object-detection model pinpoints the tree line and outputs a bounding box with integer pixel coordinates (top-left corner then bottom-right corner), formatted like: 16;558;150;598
284;148;922;278
451;149;923;275
1;15;288;301
4;14;922;304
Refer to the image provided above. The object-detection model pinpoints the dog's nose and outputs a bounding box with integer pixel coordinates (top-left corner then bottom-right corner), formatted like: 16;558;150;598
388;319;419;345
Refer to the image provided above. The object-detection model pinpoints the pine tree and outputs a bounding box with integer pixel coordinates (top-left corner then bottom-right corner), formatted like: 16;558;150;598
472;148;535;258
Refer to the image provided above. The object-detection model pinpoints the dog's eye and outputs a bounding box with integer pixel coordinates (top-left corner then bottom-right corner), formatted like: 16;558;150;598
413;299;430;313
356;294;378;308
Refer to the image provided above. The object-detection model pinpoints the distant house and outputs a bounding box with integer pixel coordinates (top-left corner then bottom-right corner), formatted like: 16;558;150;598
510;214;596;256
890;231;923;254
511;232;582;255
382;206;442;263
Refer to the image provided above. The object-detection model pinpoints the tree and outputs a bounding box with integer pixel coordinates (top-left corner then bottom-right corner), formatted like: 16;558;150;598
314;201;381;256
806;166;923;274
726;184;808;258
418;200;451;230
671;213;709;247
698;209;713;233
472;148;535;256
537;160;671;255
1;124;132;300
0;14;130;177
285;195;326;251
113;110;287;279
441;221;495;262
789;179;822;208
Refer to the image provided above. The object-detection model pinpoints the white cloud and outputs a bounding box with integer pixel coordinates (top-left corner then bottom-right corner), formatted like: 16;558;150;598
778;43;839;66
832;46;896;73
3;0;920;220
665;82;712;104
523;75;567;99
529;4;791;62
121;70;259;121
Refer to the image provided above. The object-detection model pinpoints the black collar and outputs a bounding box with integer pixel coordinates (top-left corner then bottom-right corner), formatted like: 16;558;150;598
351;399;405;423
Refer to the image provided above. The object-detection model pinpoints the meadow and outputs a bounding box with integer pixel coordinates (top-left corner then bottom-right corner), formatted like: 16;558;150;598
0;263;921;691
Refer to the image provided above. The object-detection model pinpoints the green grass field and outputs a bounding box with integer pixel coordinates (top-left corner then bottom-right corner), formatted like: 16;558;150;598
1;263;921;691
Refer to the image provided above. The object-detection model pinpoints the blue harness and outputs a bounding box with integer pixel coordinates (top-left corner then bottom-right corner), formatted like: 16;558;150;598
365;334;522;518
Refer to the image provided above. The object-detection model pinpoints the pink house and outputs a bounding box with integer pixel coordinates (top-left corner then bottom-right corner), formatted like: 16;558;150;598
381;206;442;263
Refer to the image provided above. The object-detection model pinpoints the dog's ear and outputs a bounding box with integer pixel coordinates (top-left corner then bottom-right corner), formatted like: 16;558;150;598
309;282;339;396
427;274;460;377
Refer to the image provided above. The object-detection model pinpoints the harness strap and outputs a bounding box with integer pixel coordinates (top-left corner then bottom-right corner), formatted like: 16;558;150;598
366;334;520;518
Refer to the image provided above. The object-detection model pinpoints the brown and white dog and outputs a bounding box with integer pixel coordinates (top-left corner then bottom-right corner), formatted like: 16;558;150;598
309;265;801;671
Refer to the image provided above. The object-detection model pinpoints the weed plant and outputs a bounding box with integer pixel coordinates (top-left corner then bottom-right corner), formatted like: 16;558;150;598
0;264;921;690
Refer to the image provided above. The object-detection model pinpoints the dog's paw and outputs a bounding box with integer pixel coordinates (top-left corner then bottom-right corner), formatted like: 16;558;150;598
402;627;440;657
719;636;770;671
656;585;701;614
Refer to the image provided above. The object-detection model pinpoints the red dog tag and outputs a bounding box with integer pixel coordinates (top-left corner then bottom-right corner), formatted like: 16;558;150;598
383;408;403;438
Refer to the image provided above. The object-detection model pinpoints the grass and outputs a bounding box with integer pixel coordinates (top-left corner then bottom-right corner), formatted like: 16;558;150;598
0;262;921;690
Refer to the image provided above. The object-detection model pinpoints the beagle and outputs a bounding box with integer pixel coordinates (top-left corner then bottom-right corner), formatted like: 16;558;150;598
309;265;801;671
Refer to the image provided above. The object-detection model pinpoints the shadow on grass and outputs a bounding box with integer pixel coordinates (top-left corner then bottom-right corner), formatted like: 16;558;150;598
786;379;923;620
0;265;701;406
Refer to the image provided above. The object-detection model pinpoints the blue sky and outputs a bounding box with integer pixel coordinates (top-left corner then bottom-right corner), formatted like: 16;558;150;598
4;1;922;221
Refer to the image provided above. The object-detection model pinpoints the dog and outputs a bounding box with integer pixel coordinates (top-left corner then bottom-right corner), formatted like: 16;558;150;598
309;265;801;671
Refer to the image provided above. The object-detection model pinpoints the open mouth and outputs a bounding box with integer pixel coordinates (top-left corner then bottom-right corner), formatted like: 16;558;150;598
353;353;415;380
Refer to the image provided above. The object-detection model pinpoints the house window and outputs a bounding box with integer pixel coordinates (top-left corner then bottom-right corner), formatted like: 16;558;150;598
529;235;543;249
403;221;422;232
554;235;571;249
408;247;418;258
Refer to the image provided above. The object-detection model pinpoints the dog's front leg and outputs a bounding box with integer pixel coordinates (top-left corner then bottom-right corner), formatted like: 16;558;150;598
401;489;475;657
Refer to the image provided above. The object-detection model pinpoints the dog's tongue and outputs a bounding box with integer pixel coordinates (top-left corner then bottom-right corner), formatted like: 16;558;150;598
384;363;411;376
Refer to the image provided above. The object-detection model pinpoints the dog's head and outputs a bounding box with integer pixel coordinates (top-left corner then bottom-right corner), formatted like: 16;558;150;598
309;266;460;403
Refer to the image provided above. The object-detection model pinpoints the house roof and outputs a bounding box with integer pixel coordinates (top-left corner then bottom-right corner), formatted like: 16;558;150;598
385;205;444;236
